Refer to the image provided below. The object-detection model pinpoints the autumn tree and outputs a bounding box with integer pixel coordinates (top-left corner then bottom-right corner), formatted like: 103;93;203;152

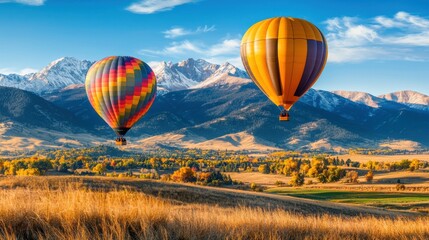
365;170;374;182
317;167;345;183
258;164;270;174
171;167;196;182
92;163;106;174
289;172;305;186
345;170;359;183
409;159;420;171
282;158;299;176
16;168;40;176
30;159;53;174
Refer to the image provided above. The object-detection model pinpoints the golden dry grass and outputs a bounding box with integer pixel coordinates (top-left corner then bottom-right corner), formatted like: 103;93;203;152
334;154;429;163
0;176;428;240
228;172;294;186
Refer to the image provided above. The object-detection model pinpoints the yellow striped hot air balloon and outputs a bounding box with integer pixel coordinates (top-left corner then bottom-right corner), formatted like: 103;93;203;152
85;56;157;146
241;17;328;121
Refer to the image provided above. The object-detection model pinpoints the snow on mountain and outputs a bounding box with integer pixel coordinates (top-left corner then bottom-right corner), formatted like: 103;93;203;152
332;91;384;108
1;57;250;95
379;91;429;111
332;90;408;110
153;58;249;92
0;73;29;89
191;62;250;89
299;89;377;120
153;58;218;92
29;57;93;88
301;89;350;112
208;62;248;79
0;57;93;93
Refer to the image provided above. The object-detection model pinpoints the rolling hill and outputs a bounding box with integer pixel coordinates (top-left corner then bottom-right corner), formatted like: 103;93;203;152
0;86;103;152
45;80;429;151
1;57;428;152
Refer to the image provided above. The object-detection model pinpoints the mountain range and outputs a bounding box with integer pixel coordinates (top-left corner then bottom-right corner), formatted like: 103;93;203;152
0;57;428;153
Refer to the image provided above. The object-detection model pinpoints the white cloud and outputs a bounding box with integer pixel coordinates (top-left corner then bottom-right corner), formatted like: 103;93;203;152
387;32;429;46
165;40;204;54
163;27;190;38
0;0;45;6
374;16;404;28
19;67;38;75
140;38;240;57
394;11;429;28
146;61;161;69
196;25;215;33
0;67;38;75
126;0;196;14
163;25;215;38
328;47;388;63
207;39;240;56
325;11;429;63
139;37;242;67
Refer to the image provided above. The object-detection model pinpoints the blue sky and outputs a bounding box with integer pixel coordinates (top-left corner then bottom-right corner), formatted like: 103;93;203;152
0;0;428;95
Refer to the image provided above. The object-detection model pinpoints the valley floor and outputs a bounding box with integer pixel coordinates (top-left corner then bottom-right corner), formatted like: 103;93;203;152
228;170;429;213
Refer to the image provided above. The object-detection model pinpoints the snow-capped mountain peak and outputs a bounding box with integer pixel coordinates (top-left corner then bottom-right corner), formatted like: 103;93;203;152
153;58;248;92
0;57;250;95
191;62;250;89
29;57;93;85
301;89;348;112
0;57;93;93
379;90;429;105
333;90;383;108
212;62;248;78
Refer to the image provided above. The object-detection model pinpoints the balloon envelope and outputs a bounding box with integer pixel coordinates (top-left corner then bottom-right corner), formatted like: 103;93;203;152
85;56;157;136
241;17;328;112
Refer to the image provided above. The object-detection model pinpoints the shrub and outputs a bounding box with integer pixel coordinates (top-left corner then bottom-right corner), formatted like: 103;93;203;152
16;168;40;176
275;180;285;187
258;164;270;174
345;171;359;183
365;170;374;182
396;184;406;191
233;180;243;185
160;174;171;181
249;182;264;192
118;173;127;178
57;163;69;173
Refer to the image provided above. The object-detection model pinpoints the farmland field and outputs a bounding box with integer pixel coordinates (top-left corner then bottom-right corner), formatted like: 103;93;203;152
266;188;429;203
335;154;429;163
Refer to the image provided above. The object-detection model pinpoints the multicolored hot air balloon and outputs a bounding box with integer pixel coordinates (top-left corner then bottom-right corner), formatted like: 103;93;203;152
85;56;157;145
241;17;328;121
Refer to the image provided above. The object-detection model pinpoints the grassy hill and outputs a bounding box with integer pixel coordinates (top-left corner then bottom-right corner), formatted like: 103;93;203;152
0;176;428;239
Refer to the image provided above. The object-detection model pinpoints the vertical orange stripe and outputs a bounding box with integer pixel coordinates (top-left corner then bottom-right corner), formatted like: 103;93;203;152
284;39;307;109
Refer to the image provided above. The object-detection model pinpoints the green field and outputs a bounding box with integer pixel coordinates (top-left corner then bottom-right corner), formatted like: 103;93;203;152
266;188;429;209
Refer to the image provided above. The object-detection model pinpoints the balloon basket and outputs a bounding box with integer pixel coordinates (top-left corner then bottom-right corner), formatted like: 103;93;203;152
115;138;127;146
279;113;290;121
